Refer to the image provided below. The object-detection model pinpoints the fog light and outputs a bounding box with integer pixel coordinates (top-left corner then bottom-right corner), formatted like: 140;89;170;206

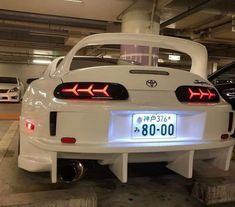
61;137;76;144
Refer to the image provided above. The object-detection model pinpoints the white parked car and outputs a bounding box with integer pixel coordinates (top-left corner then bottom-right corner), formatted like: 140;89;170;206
18;33;235;183
0;77;24;102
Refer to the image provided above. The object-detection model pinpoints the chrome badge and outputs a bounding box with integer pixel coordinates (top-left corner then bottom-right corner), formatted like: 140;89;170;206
146;80;157;88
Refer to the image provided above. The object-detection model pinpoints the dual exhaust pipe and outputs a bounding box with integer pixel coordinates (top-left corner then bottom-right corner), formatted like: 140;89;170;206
58;160;86;183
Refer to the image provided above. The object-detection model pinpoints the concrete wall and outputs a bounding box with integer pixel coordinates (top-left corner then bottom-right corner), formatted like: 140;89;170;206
0;63;46;87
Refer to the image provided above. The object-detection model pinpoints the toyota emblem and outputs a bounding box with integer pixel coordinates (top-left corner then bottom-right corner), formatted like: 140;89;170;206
146;80;157;88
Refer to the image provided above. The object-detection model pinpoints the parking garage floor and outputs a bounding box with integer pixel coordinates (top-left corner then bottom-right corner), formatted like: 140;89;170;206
0;104;235;207
0;103;20;120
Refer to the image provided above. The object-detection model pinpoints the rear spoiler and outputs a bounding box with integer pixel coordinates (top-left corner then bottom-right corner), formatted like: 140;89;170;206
56;33;208;79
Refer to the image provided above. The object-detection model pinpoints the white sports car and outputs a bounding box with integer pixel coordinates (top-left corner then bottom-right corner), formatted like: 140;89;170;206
18;33;235;183
0;77;24;102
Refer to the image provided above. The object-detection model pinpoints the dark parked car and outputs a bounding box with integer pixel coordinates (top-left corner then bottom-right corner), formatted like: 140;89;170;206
208;61;235;137
208;61;235;110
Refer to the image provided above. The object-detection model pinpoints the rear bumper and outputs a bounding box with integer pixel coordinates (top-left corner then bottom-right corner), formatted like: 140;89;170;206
22;135;235;153
18;135;235;183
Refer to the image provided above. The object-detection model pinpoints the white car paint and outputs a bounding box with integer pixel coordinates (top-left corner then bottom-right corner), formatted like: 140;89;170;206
18;33;235;183
0;77;24;102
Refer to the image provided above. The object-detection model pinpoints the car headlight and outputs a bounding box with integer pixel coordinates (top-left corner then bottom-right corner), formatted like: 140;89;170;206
9;87;19;92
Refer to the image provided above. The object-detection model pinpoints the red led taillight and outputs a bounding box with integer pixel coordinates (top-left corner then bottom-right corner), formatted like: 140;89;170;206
26;121;35;131
188;88;216;100
175;86;220;103
93;84;109;97
54;82;128;100
61;137;76;144
62;84;79;96
61;84;109;97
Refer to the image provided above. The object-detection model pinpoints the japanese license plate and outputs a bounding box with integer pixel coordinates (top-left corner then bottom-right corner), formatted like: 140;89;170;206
132;113;176;138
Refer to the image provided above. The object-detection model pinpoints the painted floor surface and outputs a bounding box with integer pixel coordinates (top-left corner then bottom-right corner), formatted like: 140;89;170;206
0;103;21;119
0;120;235;207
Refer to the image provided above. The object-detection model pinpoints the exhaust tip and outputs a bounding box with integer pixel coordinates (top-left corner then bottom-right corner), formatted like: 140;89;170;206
59;160;85;183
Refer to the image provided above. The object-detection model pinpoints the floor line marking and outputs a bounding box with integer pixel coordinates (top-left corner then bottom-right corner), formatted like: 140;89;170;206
0;121;19;163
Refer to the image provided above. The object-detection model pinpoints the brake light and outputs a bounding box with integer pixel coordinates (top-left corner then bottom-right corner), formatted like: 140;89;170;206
62;84;79;96
26;121;35;131
175;86;220;103
54;82;128;100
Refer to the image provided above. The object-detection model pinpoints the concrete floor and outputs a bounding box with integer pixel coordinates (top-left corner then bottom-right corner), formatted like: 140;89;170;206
0;119;235;207
0;103;21;119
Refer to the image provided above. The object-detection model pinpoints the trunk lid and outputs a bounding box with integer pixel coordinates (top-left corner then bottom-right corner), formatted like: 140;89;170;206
61;65;213;91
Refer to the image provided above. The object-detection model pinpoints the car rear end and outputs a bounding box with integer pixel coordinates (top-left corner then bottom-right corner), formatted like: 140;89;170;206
18;65;235;183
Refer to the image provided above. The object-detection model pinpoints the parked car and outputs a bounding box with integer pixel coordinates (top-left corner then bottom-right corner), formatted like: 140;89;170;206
208;61;235;109
18;33;235;183
208;61;235;137
0;77;24;103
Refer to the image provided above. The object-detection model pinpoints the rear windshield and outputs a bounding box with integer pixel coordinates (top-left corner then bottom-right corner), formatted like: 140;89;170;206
69;44;191;71
70;57;138;71
0;77;17;84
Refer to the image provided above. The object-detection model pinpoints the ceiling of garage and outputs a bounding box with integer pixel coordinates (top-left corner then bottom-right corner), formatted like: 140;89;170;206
0;0;234;66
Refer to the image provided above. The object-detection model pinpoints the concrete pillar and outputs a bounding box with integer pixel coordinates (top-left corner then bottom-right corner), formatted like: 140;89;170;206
208;61;218;75
121;9;160;34
121;6;160;66
212;62;218;73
